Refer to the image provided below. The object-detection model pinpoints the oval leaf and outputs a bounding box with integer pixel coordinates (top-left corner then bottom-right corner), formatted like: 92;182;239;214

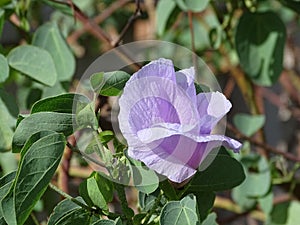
233;113;265;136
0;92;17;151
7;45;57;86
90;71;130;96
0;54;9;83
127;156;159;194
237;154;271;197
1;132;65;225
32;22;75;81
79;172;113;211
31;93;90;114
48;197;90;225
187;148;245;192
235;11;286;86
160;194;199;225
156;0;176;36
0;171;16;225
12;112;74;152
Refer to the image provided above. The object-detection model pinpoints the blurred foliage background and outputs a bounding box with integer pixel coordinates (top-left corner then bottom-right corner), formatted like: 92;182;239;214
1;0;300;224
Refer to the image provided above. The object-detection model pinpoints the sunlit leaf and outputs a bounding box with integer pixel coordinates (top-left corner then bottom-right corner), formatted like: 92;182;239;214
160;194;199;225
156;0;176;36
0;171;16;225
127;154;159;194
90;71;130;96
201;212;217;225
1;132;65;225
48;197;90;225
32;22;75;81
79;172;113;211
7;45;57;86
0;54;9;83
31;93;90;114
0;89;18;152
12;112;74;152
233;113;265;136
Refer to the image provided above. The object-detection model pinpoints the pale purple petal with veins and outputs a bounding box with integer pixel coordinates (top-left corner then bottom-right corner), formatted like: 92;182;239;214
118;58;242;183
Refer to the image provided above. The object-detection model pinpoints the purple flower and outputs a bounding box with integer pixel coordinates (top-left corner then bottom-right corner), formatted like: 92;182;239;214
118;58;242;183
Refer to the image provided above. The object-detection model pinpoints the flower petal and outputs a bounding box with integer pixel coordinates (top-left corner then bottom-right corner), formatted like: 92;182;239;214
175;67;196;103
128;144;197;183
128;131;241;183
128;58;176;83
136;122;241;153
196;91;232;133
118;76;200;148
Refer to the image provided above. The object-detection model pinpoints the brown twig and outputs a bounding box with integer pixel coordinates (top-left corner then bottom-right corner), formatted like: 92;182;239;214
223;77;236;98
280;70;300;106
259;86;300;121
227;122;300;162
58;136;75;194
68;0;131;43
112;0;142;47
49;0;141;70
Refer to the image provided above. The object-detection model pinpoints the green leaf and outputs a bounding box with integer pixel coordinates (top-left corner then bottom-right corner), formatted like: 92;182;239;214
32;22;75;81
0;54;9;83
41;0;74;15
201;213;217;225
0;9;4;38
139;189;165;212
267;201;300;225
156;0;176;36
187;148;245;192
1;132;65;225
235;154;271;198
76;103;98;130
176;0;210;12
41;80;67;98
159;180;178;201
194;82;210;94
31;93;90;114
12;112;74;152
0;152;17;174
258;191;273;215
0;89;18;152
160;194;199;225
7;45;57;86
92;219;118;225
48;197;89;225
90;71;130;96
0;171;16;225
232;185;256;210
193;192;215;222
127;154;159;194
79;172;113;211
99;131;114;146
233;114;265;136
235;11;286;86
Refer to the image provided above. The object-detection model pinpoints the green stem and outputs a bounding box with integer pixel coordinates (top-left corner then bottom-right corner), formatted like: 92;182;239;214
49;183;122;220
49;183;92;212
66;142;106;168
30;213;39;225
114;183;134;225
142;191;163;225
